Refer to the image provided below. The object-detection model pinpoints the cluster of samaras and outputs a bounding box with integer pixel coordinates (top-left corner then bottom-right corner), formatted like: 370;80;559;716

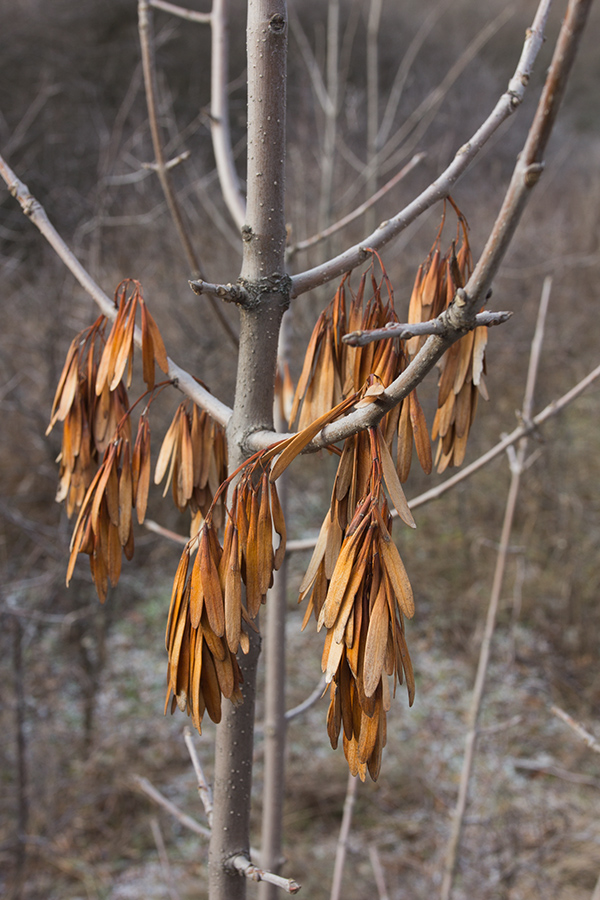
48;209;488;780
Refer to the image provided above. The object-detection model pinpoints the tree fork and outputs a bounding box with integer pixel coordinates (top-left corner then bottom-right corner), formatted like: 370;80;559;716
208;2;288;898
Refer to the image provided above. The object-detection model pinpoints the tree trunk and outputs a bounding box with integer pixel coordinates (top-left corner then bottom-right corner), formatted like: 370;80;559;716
207;2;289;897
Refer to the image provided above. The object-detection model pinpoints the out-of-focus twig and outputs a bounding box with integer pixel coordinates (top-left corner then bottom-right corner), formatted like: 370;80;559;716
285;677;326;722
150;0;211;22
210;0;246;229
132;774;211;839
440;277;552;900
138;0;239;347
287;154;425;257
290;0;552;298
150;817;181;900
368;845;389;900
330;773;359;900
551;706;600;754
183;727;214;827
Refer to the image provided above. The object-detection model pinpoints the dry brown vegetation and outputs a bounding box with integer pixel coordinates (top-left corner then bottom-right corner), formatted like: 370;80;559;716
1;0;600;898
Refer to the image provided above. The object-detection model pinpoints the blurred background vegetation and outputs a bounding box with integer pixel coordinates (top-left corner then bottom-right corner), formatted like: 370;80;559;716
1;0;599;897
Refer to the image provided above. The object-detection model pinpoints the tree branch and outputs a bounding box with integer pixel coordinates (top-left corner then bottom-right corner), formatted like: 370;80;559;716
289;0;552;298
210;0;247;229
330;773;359;900
286;153;425;257
251;0;591;453
440;276;552;900
132;775;211;838
138;0;239;347
551;706;600;754
229;856;301;894
150;0;211;23
343;310;511;347
0;154;233;427
183;727;214;826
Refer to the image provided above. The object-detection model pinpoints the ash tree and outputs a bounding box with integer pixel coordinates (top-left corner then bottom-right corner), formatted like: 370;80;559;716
0;0;595;897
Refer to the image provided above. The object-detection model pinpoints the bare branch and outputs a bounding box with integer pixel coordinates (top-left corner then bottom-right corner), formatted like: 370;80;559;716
377;6;514;178
286;153;425;257
288;6;332;116
131;775;211;839
343;310;512;347
189;278;249;304
510;758;600;789
377;0;452;149
368;845;390;900
440;277;552;900
138;0;239;347
289;0;552;298
183;727;215;826
0;154;233;427
150;818;182;900
409;358;600;512
144;518;188;545
330;773;359;900
210;0;247;229
150;0;211;23
229;856;301;894
141;149;191;171
250;0;589;454
463;0;595;318
551;706;600;754
285;676;326;722
138;0;204;274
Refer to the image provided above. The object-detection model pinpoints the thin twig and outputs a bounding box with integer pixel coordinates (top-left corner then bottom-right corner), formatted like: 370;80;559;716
150;0;211;23
368;845;389;900
377;6;514;178
0;153;233;427
343;310;511;346
210;0;247;229
285;677;327;722
287;154;425;256
189;278;249;304
150;817;181;900
144;519;188;545
330;773;359;900
138;0;203;274
290;0;552;298
377;0;452;149
131;775;211;839
229;856;301;894
551;706;600;754
138;0;239;347
510;758;600;789
183;727;214;826
440;277;552;900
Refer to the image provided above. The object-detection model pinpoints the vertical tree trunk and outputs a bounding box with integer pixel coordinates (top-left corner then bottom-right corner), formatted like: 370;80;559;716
208;2;289;898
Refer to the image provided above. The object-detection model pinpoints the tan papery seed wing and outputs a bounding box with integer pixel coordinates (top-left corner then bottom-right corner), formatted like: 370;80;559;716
378;429;416;528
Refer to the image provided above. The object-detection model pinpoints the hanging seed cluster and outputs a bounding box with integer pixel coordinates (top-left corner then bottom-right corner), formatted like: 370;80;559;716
407;203;488;472
290;256;432;483
154;401;228;533
49;205;492;782
48;280;167;598
300;427;415;780
165;457;286;730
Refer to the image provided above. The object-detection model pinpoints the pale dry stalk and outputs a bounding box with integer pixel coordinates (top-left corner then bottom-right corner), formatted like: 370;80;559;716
439;277;552;900
330;772;359;900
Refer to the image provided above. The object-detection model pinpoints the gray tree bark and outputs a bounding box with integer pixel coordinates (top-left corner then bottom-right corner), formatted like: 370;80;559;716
207;2;289;898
